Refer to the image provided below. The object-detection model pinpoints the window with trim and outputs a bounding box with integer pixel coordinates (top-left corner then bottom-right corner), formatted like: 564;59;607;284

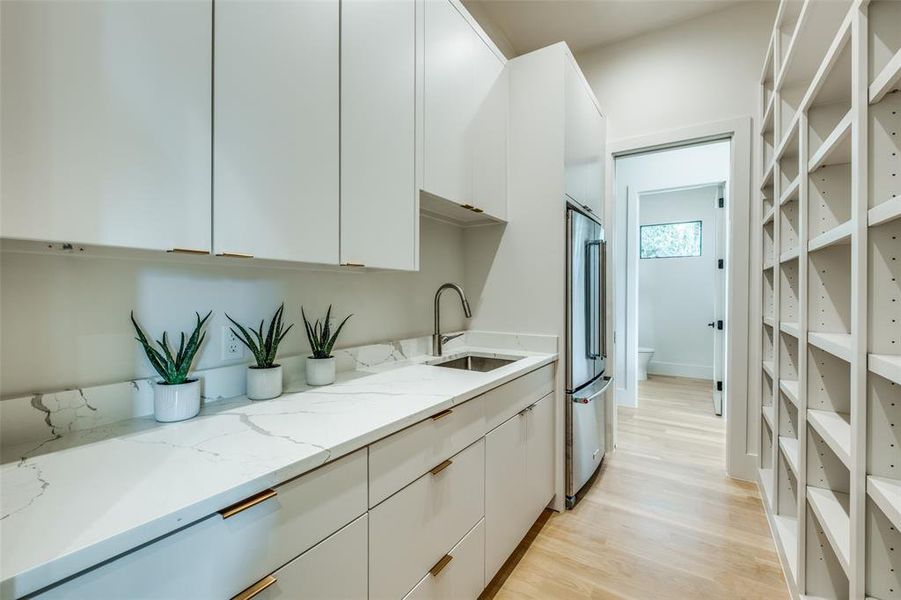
640;220;702;259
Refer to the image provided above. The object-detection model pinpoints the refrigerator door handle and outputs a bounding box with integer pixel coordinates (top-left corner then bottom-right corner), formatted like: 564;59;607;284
600;239;607;360
585;239;602;359
572;376;614;404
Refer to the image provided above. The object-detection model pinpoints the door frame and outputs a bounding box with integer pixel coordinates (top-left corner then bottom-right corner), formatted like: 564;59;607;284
604;116;754;481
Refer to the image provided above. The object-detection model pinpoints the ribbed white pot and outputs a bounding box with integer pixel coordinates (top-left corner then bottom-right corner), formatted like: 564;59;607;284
153;379;201;423
247;365;283;400
305;357;336;386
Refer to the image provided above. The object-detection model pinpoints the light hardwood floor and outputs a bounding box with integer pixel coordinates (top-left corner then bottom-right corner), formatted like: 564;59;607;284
483;375;789;599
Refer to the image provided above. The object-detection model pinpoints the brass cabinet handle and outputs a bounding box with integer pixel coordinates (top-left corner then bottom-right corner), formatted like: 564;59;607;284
430;459;453;476
233;575;277;600
216;252;254;259
429;554;453;577
341;262;365;267
167;248;209;255
431;409;453;421
471;207;484;213
219;488;277;519
461;203;475;210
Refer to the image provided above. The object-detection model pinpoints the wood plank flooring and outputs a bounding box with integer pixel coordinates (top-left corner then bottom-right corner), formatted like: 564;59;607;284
483;375;789;600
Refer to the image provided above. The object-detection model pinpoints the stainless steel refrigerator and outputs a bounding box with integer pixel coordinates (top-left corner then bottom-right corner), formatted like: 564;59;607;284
565;203;612;509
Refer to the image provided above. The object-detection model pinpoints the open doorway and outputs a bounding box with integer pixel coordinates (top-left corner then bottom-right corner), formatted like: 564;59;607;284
637;182;726;416
607;119;754;480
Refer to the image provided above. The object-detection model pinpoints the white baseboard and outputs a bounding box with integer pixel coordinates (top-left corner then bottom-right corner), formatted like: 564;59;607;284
647;361;713;380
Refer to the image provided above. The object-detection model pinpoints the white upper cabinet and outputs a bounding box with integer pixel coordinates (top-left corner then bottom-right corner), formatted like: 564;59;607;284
423;0;507;221
341;0;417;270
0;0;212;252
564;58;605;216
214;0;339;263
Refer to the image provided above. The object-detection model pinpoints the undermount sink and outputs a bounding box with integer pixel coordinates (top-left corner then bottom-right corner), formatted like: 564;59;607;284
429;354;518;372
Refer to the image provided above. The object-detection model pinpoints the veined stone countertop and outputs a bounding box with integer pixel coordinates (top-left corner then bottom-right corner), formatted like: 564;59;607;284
0;334;557;599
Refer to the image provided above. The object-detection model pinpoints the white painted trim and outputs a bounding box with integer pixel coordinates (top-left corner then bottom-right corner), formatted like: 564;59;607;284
647;362;714;380
607;116;755;481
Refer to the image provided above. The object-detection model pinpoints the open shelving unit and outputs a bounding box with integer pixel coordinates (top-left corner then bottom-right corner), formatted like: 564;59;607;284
756;1;901;597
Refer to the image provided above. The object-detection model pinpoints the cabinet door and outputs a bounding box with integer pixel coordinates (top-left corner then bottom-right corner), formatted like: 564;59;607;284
341;0;416;270
564;60;604;216
423;0;474;206
214;0;339;263
471;41;508;221
0;0;212;251
526;394;555;517
484;412;528;583
254;515;367;600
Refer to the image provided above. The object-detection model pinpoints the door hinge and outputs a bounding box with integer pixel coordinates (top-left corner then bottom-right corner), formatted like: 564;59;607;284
717;320;724;330
718;197;725;208
716;381;723;391
717;258;724;269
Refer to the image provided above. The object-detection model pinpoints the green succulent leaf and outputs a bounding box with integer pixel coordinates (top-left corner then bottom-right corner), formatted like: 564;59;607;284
131;310;211;385
226;303;293;368
302;305;351;359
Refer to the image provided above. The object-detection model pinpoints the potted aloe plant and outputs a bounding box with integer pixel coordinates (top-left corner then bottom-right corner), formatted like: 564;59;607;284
226;303;293;400
131;311;212;423
302;306;351;386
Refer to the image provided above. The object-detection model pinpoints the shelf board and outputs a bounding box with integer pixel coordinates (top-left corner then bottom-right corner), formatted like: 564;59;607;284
868;197;901;228
776;0;854;93
776;118;800;161
773;514;799;580
870;48;901;104
761;159;775;189
868;476;901;533
808;409;852;467
869;354;901;386
761;95;776;135
759;467;774;506
763;360;776;379
780;436;800;476
805;18;852;111
780;321;800;338
763;260;775;271
808;331;852;362
780;379;800;406
806;486;851;575
808;110;852;172
763;205;776;225
808;220;852;252
779;175;801;206
763;315;776;328
780;247;800;263
763;403;775;431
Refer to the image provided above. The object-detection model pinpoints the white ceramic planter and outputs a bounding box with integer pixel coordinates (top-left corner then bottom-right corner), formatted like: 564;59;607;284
153;379;201;423
305;357;336;386
247;364;283;400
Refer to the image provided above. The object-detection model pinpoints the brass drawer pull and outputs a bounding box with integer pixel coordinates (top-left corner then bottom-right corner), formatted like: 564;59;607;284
431;409;453;421
341;261;365;267
470;207;484;213
461;203;475;210
167;248;209;255
219;488;277;519
233;574;277;600
430;459;453;476
429;554;453;577
216;252;254;259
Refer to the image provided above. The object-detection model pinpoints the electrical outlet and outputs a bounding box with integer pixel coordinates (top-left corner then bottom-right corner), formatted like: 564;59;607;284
222;326;244;361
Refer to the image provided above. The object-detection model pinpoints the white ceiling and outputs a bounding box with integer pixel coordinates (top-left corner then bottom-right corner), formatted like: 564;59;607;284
462;0;756;56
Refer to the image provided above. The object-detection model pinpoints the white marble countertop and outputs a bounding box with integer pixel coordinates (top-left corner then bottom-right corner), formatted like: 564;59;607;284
0;345;556;598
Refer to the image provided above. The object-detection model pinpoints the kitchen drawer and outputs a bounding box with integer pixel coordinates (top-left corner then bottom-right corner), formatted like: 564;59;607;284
402;519;485;600
484;363;554;431
369;394;485;507
37;450;367;599
369;439;485;600
240;514;367;600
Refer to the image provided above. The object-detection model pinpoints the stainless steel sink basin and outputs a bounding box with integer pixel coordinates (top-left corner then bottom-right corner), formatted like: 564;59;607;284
430;354;518;372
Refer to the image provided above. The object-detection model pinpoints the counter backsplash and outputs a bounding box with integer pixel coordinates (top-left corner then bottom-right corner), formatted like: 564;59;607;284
0;331;556;456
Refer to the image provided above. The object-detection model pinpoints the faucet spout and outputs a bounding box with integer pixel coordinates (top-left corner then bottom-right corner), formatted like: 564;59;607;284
433;283;472;356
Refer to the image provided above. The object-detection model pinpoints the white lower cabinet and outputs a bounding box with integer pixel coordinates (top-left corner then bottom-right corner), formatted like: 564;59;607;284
403;519;485;600
250;515;368;600
369;439;485;600
485;393;554;583
36;450;367;599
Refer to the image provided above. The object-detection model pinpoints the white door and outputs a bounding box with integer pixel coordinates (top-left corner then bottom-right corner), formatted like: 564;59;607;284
484;412;527;583
0;0;212;252
214;0;339;263
470;39;507;221
712;183;727;416
564;59;604;217
525;394;555;516
341;0;416;271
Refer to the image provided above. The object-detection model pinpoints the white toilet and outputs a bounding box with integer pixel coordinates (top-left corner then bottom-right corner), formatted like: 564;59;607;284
637;347;654;381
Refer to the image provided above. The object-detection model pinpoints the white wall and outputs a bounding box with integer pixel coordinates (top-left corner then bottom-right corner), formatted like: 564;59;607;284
639;186;718;379
575;1;776;143
0;217;467;397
